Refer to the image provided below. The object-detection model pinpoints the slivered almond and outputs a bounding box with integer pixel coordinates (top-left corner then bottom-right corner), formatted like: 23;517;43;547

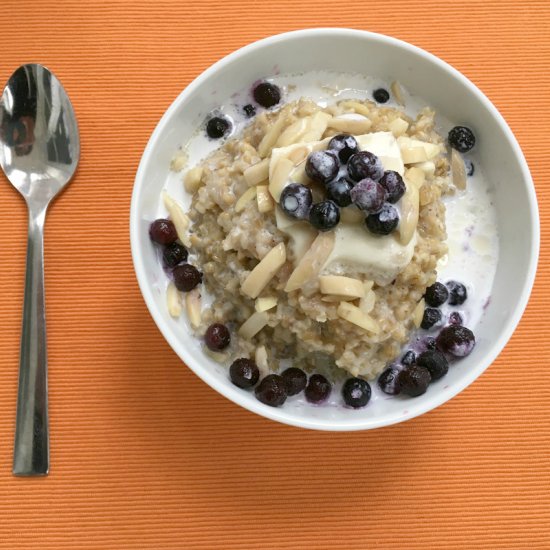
319;275;365;300
255;345;269;376
451;149;467;190
321;295;358;302
288;162;309;185
288;146;309;165
171;150;188;172
256;185;275;213
162;191;190;245
255;296;278;312
413;298;425;328
337;302;380;334
184;166;203;193
401;146;428;164
238;311;269;339
404;167;426;188
268;157;295;202
276;118;309;147
300;111;332;142
389;117;409;137
258;115;288;158
359;290;376;314
399;180;420;245
411;160;436;178
327;117;372;134
285;232;335;292
391;81;406;106
243;158;270;186
234;186;257;213
341;100;370;117
241;243;286;299
185;288;202;328
166;282;182;318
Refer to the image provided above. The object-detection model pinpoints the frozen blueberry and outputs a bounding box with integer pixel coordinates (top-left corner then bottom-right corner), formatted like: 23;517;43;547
173;264;202;292
255;374;288;407
436;325;475;357
446;281;468;305
280;183;312;220
305;150;339;184
204;323;231;351
416;350;449;381
229;358;260;389
309;200;340;231
149;219;178;245
373;88;390;103
448;126;475;153
378;365;401;395
421;307;442;330
348;151;384;182
328;134;359;163
253;82;281;108
242;104;256;118
449;312;463;325
398;366;432;397
365;203;399;235
424;336;437;350
465;159;475;177
401;350;416;367
206;116;231;139
342;378;371;408
281;367;307;396
326;178;354;207
163;242;188;268
379;171;406;203
350;178;386;213
425;282;449;307
305;374;331;404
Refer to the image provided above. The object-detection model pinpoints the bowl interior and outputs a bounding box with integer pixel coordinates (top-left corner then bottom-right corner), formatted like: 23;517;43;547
131;29;538;430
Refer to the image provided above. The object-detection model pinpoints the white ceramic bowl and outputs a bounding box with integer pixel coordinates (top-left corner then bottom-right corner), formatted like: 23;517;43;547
130;28;539;431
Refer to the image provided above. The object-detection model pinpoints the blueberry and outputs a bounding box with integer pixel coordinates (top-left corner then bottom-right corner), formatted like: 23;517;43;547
253;82;281;108
424;282;449;307
305;150;339;184
446;281;468;305
424;336;437;350
280;183;312;220
365;203;399;235
350;178;387;213
163;242;188;268
416;350;449;381
421;307;442;330
436;325;475;357
348;151;384;182
401;350;416;367
448;126;475;153
229;358;260;389
379;171;406;203
255;374;288;407
304;374;331;404
465;159;475;177
149;219;178;245
342;378;371;408
373;88;390;103
204;323;231;351
206;116;231;139
173;264;202;292
398;366;432;397
328;134;359;163
326;178;353;207
378;365;401;395
281;367;307;396
309;200;340;231
449;312;463;325
243;104;256;118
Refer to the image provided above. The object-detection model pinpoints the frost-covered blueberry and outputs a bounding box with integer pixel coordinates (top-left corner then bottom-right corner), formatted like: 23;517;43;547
206;116;231;139
328;134;359;163
398;366;432;397
350;178;386;213
348;151;384;182
448;126;475;153
401;350;416;367
280;183;312;220
446;281;468;306
449;312;463;325
305;374;331;404
281;367;307;396
326;178;354;207
379;171;406;203
436;325;475;357
309;200;340;231
305;150;339;184
421;307;442;330
255;374;288;407
365;203;399;235
242;104;256;118
342;378;371;408
378;365;401;395
465;159;475;177
230;358;260;389
253;82;281;108
425;282;449;307
416;350;449;381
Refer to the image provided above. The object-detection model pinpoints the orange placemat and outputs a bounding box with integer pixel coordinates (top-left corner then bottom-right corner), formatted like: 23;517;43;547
0;1;549;548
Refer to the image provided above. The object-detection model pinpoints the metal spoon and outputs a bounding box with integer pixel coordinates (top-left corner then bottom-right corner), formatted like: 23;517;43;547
0;64;80;476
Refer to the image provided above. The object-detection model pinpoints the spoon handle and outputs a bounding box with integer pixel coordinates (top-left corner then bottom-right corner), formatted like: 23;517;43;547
13;205;49;476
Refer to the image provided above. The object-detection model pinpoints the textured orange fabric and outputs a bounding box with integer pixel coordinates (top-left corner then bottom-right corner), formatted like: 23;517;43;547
0;1;549;548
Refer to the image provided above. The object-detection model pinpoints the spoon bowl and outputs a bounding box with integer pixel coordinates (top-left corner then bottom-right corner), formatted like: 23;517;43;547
0;64;79;475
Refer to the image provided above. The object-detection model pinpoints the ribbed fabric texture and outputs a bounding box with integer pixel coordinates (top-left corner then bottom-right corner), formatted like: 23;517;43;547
0;1;549;548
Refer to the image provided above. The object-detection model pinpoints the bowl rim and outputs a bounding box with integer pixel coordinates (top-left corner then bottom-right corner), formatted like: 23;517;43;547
130;27;540;431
